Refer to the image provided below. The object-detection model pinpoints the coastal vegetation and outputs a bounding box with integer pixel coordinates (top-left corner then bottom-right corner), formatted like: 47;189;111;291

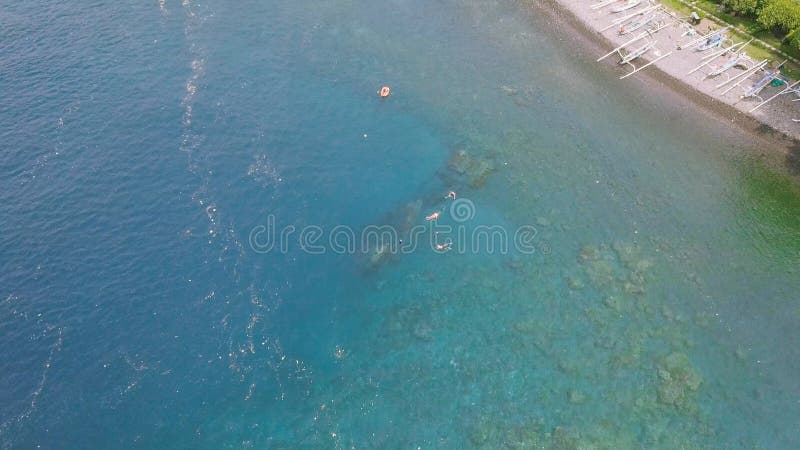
717;0;800;50
695;0;800;51
659;0;800;76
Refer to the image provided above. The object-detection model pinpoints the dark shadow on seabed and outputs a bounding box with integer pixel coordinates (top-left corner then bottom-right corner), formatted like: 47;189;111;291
786;141;800;176
747;122;800;176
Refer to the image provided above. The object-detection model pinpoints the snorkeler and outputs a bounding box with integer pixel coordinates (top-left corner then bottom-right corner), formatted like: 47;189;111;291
425;211;441;221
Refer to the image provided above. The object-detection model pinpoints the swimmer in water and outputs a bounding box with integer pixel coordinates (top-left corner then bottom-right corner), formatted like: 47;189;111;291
435;238;453;252
446;191;456;200
426;211;441;221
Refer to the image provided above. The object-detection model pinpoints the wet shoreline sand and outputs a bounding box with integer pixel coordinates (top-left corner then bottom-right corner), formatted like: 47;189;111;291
528;0;800;175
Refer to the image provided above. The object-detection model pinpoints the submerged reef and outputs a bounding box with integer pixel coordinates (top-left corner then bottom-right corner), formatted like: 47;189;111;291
656;352;703;411
447;148;496;188
313;220;753;447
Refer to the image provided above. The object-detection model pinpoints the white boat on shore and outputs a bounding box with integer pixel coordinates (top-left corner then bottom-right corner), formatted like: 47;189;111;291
696;32;726;52
744;68;784;99
619;40;656;65
612;0;643;13
619;13;657;35
706;52;747;78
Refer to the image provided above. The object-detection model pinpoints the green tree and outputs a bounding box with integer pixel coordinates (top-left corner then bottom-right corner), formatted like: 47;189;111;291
758;0;800;33
785;28;800;49
722;0;760;17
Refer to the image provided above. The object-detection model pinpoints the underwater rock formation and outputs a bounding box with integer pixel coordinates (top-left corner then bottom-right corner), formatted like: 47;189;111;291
447;148;496;188
656;352;703;410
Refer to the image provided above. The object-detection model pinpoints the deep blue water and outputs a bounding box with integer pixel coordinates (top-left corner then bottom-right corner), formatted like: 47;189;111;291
2;0;800;448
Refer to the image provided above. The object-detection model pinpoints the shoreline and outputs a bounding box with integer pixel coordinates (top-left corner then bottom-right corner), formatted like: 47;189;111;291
529;0;800;174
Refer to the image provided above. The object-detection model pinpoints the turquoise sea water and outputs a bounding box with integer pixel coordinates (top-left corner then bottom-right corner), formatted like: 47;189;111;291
2;0;800;447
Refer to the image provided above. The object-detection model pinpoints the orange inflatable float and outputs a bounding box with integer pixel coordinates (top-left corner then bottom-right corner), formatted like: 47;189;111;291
379;86;391;98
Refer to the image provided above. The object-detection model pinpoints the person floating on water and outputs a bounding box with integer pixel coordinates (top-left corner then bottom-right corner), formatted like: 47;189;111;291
378;86;391;98
433;232;452;253
424;191;455;223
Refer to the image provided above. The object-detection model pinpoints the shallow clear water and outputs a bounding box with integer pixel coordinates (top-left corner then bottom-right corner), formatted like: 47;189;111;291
2;0;800;448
